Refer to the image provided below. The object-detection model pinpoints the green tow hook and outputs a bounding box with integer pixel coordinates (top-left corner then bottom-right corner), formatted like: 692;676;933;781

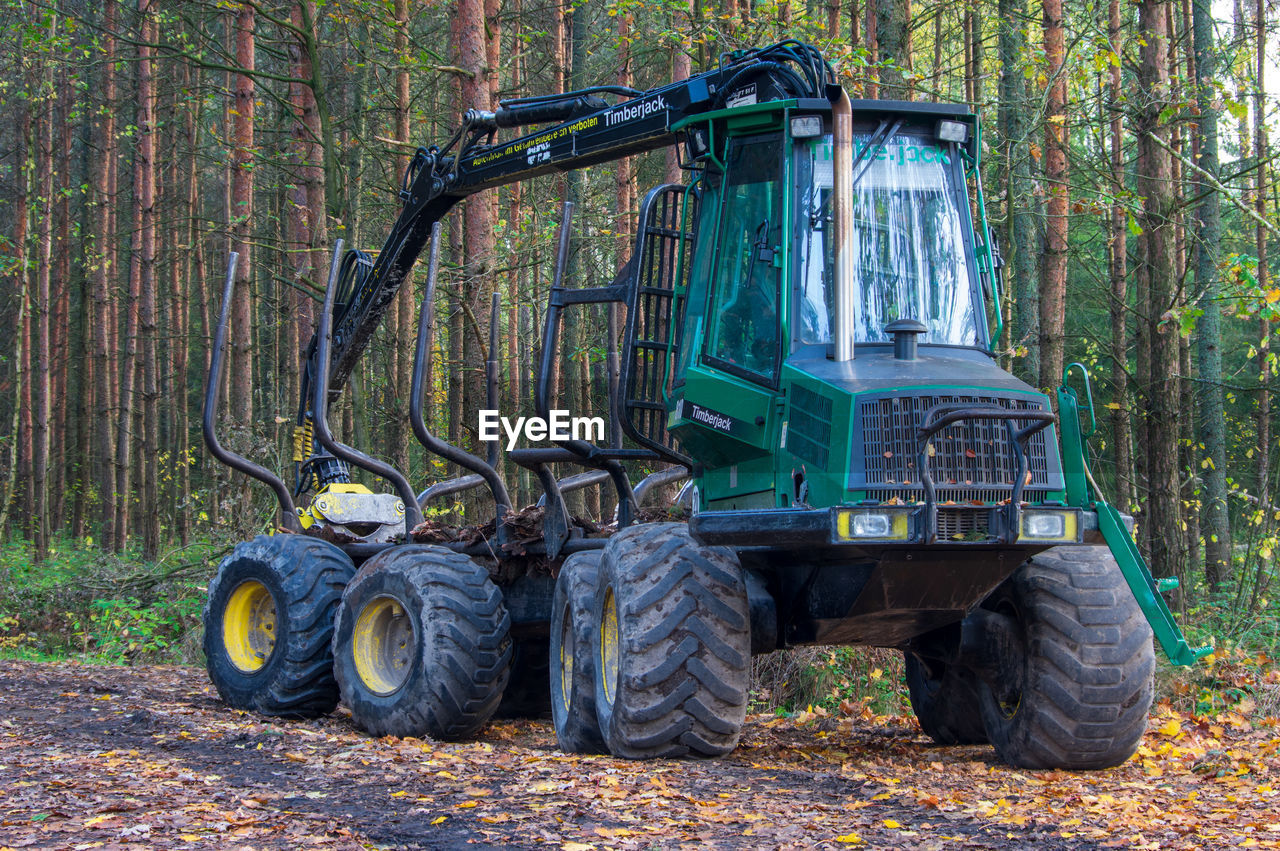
1057;363;1213;667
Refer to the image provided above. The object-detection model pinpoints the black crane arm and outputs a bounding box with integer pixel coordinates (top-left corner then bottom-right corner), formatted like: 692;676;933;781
295;41;833;494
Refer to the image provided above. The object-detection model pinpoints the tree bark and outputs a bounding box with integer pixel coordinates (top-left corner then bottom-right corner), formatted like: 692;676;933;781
865;0;878;98
454;0;497;484
32;32;54;560
391;0;415;476
1039;0;1068;390
1135;0;1185;581
229;2;255;429
1107;0;1133;512
175;58;202;545
998;0;1038;382
137;0;159;558
50;73;72;534
875;0;910;98
1254;0;1270;507
93;0;118;547
4;85;32;542
666;0;692;184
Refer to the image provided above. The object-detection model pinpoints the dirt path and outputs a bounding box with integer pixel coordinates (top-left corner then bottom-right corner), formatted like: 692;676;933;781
0;661;1275;849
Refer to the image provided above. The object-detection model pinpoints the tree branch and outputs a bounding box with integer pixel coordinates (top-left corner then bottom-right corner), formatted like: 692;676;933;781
1147;130;1280;239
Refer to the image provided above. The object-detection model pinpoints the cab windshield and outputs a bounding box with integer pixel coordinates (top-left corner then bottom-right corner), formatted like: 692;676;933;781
794;128;980;347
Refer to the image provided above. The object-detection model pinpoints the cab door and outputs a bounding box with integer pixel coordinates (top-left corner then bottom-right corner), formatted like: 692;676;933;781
669;132;785;471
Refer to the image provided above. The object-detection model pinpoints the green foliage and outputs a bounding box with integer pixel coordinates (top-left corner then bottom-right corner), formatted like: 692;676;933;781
76;595;205;663
0;535;232;665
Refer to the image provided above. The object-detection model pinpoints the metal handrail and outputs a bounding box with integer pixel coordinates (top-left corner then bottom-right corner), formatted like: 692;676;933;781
915;403;1055;544
202;253;300;532
312;241;424;534
408;223;512;522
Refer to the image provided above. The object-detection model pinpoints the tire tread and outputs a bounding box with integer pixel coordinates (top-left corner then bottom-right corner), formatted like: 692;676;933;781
980;546;1155;769
596;523;750;759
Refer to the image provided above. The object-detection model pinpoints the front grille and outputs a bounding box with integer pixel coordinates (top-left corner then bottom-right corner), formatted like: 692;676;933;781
876;487;1012;505
856;392;1058;497
937;508;992;541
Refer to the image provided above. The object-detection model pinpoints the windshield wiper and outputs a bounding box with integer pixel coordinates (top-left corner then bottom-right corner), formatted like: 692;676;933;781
808;118;903;228
849;118;902;190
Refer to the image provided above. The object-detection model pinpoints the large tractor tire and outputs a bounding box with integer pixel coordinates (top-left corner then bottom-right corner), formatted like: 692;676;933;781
904;653;988;745
332;544;512;740
203;534;355;717
550;552;606;754
594;523;750;759
977;546;1155;769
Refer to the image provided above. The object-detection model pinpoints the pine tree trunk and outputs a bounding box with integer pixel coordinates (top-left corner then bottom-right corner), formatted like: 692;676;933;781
1136;0;1185;581
1039;0;1067;391
230;3;255;429
1108;0;1133;512
137;0;159;558
284;1;315;440
6;90;31;542
392;0;414;476
455;0;494;493
1;257;27;540
174;60;201;546
666;0;692;184
93;0;118;547
1254;0;1270;507
70;86;93;539
50;77;72;534
115;1;152;552
298;0;326;381
998;0;1038;382
875;0;909;98
32;41;54;560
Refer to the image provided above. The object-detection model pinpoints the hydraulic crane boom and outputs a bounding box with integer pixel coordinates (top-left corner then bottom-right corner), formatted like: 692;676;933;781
295;40;834;494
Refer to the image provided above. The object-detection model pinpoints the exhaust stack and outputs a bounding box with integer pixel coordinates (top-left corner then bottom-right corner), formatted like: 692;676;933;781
832;87;855;362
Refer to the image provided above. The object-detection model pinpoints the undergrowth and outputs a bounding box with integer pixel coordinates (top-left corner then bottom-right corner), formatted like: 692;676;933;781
750;645;910;718
0;535;232;665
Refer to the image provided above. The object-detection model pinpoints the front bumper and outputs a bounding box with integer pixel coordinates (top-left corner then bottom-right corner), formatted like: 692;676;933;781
689;504;1112;549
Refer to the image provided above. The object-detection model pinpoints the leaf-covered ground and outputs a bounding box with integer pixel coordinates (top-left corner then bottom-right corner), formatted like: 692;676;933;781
1;661;1278;849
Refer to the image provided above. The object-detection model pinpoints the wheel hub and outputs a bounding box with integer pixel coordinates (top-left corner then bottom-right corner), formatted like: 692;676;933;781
353;596;415;695
223;580;277;673
558;605;575;709
600;586;619;706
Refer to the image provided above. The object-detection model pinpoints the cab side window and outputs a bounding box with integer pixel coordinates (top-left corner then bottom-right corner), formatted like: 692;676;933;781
704;136;782;382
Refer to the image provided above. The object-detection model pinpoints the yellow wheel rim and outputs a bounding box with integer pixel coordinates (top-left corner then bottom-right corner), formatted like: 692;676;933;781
558;604;575;709
600;586;619;706
223;580;277;673
352;596;415;695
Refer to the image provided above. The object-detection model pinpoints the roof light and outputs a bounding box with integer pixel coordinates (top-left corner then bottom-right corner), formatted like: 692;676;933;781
790;115;823;139
937;119;969;144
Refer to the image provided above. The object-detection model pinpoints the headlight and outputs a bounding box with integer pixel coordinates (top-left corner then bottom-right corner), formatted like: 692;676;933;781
1020;510;1078;542
835;509;911;541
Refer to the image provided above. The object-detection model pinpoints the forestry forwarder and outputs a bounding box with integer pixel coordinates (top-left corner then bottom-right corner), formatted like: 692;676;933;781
202;40;1210;770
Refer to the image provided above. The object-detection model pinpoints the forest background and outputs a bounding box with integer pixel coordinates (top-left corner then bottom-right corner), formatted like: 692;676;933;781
0;0;1277;713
